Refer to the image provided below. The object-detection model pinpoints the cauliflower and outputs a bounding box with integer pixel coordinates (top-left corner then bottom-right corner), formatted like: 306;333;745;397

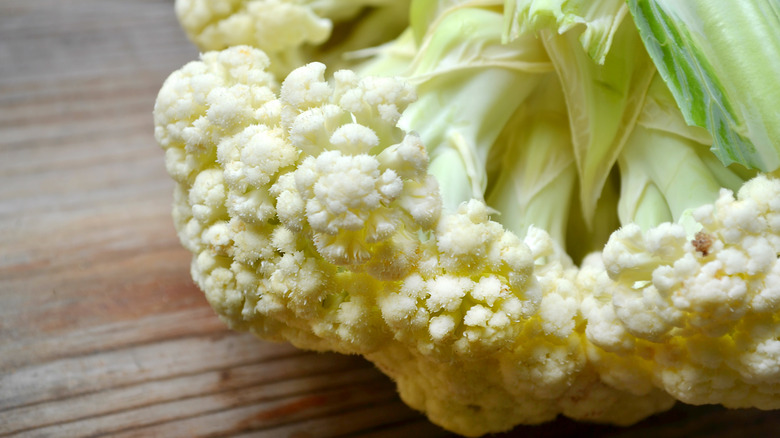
155;46;676;435
590;175;780;408
175;0;410;77
155;0;780;436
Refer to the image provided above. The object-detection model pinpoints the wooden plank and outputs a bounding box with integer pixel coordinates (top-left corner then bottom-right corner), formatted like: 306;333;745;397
0;0;200;358
0;0;198;85
236;399;444;438
2;356;380;437
0;307;225;371
0;332;298;410
0;1;434;437
0;0;779;436
347;419;454;438
107;379;400;438
1;353;370;435
0;244;199;350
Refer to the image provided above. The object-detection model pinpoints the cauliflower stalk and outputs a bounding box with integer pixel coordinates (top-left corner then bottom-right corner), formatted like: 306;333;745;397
155;0;780;436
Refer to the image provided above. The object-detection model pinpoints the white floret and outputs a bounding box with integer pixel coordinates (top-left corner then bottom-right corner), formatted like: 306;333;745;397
329;123;380;154
177;0;332;77
218;124;297;190
189;168;228;223
297;151;401;232
288;104;347;154
154;47;276;184
175;0;409;79
280;62;331;110
270;62;441;270
375;201;545;359
593;175;780;408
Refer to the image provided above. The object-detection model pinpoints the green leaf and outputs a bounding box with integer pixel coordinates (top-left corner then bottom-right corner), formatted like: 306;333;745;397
541;15;655;226
400;7;550;209
410;0;504;45
487;74;576;243
618;75;754;230
627;0;780;172
503;0;628;63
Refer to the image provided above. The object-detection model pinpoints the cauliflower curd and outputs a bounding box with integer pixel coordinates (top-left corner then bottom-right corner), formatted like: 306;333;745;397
155;1;780;436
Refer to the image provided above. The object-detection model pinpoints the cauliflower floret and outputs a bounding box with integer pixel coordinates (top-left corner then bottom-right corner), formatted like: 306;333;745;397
596;175;780;408
271;62;440;277
157;46;436;354
176;0;331;78
217;123;296;222
377;201;540;358
370;225;673;436
175;0;410;77
154;47;277;185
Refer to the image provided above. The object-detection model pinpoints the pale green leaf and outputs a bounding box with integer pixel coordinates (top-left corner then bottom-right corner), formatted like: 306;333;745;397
628;0;780;172
487;74;576;243
542;16;655;226
503;0;628;63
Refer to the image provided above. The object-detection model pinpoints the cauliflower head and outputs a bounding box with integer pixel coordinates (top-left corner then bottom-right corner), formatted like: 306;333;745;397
155;0;780;435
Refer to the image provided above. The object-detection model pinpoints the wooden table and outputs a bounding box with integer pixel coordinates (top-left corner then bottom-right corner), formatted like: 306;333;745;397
1;1;777;436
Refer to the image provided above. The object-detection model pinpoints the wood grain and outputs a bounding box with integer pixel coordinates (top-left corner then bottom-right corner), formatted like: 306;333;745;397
0;0;777;437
